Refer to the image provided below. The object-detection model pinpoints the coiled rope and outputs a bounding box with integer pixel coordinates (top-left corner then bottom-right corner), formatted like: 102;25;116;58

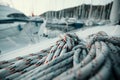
0;31;119;80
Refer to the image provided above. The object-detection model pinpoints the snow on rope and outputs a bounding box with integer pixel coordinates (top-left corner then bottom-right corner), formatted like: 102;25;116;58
0;31;120;80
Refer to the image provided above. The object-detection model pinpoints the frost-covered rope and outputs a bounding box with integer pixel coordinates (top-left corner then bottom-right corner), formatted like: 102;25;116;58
0;32;120;80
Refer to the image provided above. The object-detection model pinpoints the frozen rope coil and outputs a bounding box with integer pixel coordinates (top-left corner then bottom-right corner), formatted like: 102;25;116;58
0;32;119;80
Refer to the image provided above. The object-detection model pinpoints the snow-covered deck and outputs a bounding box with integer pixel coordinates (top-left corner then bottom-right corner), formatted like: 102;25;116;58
0;25;119;61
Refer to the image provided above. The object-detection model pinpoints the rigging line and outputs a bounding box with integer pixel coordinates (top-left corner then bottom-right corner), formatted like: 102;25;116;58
23;23;34;43
29;22;35;43
3;26;19;46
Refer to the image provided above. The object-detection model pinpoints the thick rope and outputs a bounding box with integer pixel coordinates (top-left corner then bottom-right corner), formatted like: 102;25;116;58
0;32;119;80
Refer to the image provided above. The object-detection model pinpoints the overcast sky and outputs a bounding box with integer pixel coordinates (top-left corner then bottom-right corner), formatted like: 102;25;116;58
0;0;113;16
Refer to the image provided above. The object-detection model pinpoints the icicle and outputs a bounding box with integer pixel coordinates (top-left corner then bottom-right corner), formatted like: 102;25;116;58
102;5;106;20
88;4;93;19
110;0;120;24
